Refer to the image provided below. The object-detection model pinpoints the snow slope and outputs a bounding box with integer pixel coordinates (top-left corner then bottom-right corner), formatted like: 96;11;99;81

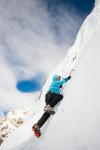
1;0;100;150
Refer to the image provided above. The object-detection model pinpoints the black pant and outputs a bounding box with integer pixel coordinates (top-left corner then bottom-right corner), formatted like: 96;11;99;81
37;92;63;128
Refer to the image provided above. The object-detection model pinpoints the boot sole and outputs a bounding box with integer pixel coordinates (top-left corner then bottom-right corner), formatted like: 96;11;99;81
32;127;41;138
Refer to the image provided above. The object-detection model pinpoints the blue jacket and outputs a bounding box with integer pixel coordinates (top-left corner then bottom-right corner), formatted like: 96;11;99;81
49;75;71;94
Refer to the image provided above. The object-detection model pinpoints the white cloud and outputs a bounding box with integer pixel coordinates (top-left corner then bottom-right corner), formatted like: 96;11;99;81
0;0;83;111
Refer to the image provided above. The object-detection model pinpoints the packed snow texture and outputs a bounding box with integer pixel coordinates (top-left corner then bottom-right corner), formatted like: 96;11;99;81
1;1;100;150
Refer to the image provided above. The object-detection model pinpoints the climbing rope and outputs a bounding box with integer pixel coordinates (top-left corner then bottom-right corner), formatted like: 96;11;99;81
38;78;47;100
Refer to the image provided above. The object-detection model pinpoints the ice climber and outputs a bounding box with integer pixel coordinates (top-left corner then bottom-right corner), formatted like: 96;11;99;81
32;74;71;137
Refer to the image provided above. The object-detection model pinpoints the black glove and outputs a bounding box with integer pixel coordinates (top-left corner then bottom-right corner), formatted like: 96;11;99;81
68;76;71;80
65;76;71;81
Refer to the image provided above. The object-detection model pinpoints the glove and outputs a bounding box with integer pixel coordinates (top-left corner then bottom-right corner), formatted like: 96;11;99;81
65;76;71;81
68;76;71;80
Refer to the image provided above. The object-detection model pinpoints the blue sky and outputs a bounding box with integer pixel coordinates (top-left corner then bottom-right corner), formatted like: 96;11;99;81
68;0;95;14
44;0;95;16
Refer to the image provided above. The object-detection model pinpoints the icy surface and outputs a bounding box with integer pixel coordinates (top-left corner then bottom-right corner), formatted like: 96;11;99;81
1;1;100;150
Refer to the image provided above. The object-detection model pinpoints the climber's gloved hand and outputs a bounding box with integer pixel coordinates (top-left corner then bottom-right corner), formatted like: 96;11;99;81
68;76;71;80
65;76;71;81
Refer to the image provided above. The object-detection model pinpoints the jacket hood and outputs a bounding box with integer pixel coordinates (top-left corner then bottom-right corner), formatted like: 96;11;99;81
52;75;61;81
